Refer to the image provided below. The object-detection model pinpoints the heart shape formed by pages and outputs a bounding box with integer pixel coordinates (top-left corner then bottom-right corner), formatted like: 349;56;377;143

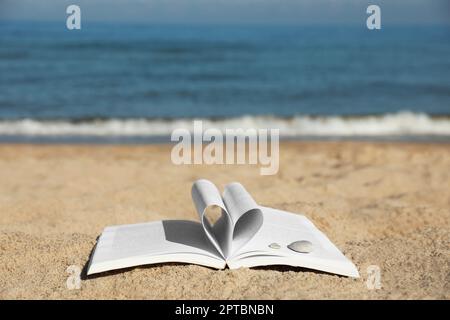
192;180;263;259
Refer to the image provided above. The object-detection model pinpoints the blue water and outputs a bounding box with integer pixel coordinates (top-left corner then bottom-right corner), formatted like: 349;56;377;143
1;21;449;121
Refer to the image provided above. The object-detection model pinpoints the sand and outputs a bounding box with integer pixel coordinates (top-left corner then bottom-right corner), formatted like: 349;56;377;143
0;141;449;299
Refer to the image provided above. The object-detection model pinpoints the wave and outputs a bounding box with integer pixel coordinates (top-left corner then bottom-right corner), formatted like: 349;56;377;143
0;112;449;137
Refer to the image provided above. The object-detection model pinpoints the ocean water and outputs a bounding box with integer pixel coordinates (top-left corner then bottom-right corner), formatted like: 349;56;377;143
0;21;449;140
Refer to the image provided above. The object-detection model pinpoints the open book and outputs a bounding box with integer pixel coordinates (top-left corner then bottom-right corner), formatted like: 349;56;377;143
87;179;359;277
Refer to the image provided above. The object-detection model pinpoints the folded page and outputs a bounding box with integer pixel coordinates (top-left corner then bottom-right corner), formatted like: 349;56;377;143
222;182;263;256
191;179;232;258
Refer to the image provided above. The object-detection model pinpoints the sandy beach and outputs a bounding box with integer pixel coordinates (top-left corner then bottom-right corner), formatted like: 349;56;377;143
0;141;448;299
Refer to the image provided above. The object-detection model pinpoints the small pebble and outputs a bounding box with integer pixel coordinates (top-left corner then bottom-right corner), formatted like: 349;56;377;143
287;240;313;253
268;243;281;249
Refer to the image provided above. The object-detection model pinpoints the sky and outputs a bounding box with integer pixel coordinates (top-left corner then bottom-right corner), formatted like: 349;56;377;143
0;0;449;25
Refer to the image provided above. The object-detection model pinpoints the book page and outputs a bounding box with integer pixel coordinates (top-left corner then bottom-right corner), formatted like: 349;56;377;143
228;207;359;277
222;182;263;256
222;182;258;223
88;220;225;275
191;179;232;258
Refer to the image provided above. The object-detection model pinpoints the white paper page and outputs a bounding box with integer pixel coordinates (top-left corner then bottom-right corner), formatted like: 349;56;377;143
222;182;263;256
222;182;259;223
228;207;359;277
191;179;232;258
88;220;224;275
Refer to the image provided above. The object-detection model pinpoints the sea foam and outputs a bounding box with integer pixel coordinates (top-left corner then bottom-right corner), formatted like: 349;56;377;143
0;112;449;137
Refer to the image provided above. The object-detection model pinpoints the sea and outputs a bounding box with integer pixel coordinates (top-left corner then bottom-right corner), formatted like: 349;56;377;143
0;21;449;142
